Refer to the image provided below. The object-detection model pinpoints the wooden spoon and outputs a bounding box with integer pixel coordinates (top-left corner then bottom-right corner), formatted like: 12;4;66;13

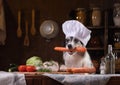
24;21;29;46
17;10;22;38
31;9;36;36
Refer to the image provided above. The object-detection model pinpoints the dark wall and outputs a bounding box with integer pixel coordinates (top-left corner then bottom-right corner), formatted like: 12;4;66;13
0;0;116;70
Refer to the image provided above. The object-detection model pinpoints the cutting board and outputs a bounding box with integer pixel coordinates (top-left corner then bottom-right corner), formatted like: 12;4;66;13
15;72;71;75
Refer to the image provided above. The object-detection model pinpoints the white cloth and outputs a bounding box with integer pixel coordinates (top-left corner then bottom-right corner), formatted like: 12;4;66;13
62;20;91;46
0;71;26;85
43;73;119;85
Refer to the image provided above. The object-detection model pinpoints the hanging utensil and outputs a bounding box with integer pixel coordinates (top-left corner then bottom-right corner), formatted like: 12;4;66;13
24;20;29;46
40;20;59;39
31;9;36;36
17;10;22;38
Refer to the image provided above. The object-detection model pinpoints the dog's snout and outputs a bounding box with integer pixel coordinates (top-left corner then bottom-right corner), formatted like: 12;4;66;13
68;44;72;49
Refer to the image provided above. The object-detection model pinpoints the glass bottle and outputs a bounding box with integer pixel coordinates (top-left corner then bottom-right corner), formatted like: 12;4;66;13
75;8;86;25
113;3;120;27
105;45;115;74
92;8;101;26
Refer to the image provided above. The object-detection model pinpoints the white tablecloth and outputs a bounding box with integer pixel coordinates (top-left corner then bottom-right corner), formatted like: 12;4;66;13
0;71;26;85
43;73;120;85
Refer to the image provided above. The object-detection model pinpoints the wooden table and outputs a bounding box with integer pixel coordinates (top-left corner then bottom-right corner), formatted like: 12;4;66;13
25;75;62;85
25;73;120;85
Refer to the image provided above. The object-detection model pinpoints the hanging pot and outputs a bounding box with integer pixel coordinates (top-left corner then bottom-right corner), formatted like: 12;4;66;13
40;20;59;40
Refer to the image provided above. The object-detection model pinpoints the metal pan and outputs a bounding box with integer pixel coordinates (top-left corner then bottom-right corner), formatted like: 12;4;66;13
40;20;59;39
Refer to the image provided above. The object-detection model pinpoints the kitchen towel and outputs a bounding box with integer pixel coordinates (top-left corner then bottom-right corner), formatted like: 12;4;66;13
43;73;119;85
0;71;26;85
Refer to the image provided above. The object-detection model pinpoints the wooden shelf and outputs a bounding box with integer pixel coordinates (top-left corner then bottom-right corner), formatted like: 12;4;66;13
113;48;120;52
87;26;104;29
109;26;120;29
113;48;120;50
87;47;104;50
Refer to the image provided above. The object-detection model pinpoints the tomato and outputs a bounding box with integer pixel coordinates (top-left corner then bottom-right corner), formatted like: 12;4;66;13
18;65;27;72
26;66;36;72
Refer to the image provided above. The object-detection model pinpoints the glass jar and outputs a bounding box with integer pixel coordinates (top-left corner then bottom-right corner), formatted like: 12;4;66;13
100;58;106;74
75;8;86;25
114;32;120;48
113;3;120;27
92;8;101;26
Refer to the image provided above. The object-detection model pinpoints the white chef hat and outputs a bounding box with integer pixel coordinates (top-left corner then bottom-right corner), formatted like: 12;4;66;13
62;20;91;46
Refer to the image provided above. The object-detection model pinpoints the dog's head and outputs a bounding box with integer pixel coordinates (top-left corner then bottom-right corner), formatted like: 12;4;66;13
65;36;84;55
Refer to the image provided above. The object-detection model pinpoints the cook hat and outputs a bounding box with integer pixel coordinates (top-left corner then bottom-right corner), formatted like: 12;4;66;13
62;20;91;46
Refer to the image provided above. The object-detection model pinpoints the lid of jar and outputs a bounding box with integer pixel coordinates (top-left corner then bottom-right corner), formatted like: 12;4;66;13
114;3;120;7
115;32;120;35
76;8;86;11
92;7;101;10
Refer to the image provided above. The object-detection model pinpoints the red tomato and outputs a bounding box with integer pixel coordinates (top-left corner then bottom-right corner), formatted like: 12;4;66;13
18;65;27;72
26;66;36;72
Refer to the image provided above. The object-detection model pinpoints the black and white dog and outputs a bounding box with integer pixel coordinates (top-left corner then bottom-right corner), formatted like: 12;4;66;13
63;36;94;68
60;20;94;71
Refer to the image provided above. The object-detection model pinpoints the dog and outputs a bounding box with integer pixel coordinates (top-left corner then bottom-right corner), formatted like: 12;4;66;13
63;36;94;68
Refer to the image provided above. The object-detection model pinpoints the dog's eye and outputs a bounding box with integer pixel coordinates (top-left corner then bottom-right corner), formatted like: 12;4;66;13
74;39;79;43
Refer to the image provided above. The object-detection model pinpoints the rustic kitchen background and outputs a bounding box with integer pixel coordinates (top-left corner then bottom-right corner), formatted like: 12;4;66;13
0;0;119;71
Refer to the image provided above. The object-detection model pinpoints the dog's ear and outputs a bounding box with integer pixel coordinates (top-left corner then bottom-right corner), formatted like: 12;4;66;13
65;38;69;43
80;41;84;46
77;39;84;46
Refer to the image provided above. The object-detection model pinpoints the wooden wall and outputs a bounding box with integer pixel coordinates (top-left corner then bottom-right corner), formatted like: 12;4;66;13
0;0;116;70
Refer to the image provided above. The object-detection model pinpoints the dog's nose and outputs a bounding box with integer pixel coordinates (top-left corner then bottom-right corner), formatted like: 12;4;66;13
68;44;72;49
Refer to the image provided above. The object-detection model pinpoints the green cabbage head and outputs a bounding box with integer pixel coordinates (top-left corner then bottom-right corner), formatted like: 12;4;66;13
26;56;43;66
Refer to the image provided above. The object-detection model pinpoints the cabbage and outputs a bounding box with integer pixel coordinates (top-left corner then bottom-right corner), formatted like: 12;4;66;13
26;56;43;66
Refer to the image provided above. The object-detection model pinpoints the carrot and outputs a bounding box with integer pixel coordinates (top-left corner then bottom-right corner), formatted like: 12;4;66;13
54;47;86;52
71;68;87;73
70;67;96;73
54;47;69;52
89;67;96;73
66;68;72;73
76;47;86;52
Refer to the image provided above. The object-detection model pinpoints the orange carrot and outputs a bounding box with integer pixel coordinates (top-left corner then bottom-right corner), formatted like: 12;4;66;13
66;68;72;73
54;47;86;52
54;47;69;52
76;47;86;52
71;67;96;73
